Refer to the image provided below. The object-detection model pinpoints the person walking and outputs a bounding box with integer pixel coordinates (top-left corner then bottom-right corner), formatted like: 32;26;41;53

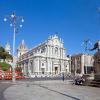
62;73;64;81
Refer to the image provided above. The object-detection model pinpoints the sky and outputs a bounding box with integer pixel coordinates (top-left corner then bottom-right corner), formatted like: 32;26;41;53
0;0;100;55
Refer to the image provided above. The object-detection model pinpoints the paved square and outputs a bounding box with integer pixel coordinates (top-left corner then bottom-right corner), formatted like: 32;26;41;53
4;80;100;100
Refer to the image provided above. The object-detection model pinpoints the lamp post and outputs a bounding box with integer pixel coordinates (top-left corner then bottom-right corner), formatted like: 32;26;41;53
4;12;24;82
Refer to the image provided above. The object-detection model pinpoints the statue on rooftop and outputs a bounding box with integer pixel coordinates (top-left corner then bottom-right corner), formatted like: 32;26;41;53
90;41;100;51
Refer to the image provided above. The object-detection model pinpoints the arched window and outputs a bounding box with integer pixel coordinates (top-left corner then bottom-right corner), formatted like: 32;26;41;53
41;47;46;53
42;63;44;66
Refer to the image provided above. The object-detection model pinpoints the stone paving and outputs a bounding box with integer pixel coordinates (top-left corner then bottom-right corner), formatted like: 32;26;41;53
0;82;12;100
3;80;100;100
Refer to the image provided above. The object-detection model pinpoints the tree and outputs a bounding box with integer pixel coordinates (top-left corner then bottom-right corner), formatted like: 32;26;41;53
0;45;13;71
0;46;5;52
15;67;22;76
15;67;22;72
5;52;13;60
0;45;12;61
0;46;6;60
0;62;11;71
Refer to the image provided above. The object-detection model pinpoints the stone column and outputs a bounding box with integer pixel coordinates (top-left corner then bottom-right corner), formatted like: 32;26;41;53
61;60;64;73
47;58;51;75
28;61;30;73
81;55;84;74
23;63;26;75
31;60;33;74
52;46;54;57
25;62;28;76
21;63;24;73
37;57;40;74
58;47;60;57
28;60;33;75
46;58;48;71
47;45;49;57
49;46;51;57
52;60;54;75
39;57;41;74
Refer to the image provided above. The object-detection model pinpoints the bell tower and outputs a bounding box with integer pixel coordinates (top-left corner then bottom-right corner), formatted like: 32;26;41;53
17;40;28;58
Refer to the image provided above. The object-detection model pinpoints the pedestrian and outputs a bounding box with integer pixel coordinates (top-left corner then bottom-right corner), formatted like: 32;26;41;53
62;73;64;81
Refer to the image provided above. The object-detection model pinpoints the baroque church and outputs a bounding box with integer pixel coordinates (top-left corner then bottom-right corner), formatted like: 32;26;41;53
17;35;70;76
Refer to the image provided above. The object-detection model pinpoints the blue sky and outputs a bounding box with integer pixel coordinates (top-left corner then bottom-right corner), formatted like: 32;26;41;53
0;0;100;55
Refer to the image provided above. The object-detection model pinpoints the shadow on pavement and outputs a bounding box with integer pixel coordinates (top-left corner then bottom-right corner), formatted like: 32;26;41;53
0;83;12;100
34;84;80;100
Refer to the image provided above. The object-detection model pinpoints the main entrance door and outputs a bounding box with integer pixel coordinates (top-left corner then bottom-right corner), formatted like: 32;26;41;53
41;68;45;74
55;67;58;74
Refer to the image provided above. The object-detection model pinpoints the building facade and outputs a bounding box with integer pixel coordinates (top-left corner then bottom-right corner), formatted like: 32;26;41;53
92;41;100;80
17;35;70;76
71;53;94;75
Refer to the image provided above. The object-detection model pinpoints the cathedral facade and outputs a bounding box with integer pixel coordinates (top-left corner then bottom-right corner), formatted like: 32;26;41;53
17;35;70;76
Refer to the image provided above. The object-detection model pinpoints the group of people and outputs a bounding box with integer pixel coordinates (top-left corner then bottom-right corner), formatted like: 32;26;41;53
71;73;86;85
62;73;86;85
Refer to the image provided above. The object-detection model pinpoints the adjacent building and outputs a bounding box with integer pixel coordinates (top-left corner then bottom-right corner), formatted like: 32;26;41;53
92;41;100;80
17;35;70;76
71;53;94;75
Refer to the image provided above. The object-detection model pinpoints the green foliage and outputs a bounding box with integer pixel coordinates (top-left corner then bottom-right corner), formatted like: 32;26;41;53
0;46;5;52
0;46;5;60
0;45;13;60
15;67;22;72
15;67;22;76
0;62;11;71
6;53;13;60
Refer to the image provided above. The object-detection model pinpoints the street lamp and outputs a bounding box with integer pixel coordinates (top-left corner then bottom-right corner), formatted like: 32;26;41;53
4;12;24;82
